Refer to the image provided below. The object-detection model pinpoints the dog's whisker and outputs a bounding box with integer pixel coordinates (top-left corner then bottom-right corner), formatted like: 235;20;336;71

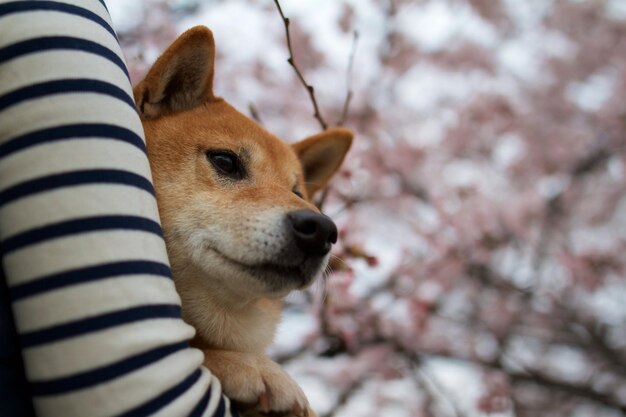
317;274;329;305
329;253;347;267
319;277;331;300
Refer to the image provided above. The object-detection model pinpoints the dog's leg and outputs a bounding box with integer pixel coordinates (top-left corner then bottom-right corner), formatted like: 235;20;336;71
203;349;311;417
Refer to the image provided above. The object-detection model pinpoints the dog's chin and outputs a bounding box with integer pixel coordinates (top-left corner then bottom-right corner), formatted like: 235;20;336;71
204;248;326;295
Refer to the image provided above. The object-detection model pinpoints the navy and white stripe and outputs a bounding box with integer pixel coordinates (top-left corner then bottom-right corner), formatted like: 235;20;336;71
0;1;237;416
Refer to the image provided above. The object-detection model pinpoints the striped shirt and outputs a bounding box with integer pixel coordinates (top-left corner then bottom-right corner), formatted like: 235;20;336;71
0;1;237;416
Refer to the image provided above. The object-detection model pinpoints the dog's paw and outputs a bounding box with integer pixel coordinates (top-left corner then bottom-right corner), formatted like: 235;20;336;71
203;350;310;417
238;405;318;417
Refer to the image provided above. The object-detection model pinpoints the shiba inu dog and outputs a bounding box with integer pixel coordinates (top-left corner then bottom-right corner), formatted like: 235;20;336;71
133;26;352;416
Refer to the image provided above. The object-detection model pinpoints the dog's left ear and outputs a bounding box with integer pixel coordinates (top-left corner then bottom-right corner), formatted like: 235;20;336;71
293;128;353;197
133;26;216;119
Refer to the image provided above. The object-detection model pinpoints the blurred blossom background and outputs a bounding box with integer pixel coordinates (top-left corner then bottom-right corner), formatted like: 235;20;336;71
107;0;626;416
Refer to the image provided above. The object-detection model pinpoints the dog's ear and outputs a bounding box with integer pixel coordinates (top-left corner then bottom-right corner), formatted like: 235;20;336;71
293;128;353;197
133;26;216;119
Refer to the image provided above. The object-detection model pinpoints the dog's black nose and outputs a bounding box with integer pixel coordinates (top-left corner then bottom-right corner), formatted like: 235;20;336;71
288;210;338;257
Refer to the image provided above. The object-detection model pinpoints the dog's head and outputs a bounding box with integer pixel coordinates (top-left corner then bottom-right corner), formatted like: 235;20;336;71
134;26;352;299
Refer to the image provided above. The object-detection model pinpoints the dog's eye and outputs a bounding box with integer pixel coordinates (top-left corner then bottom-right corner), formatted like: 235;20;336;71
293;188;304;199
207;151;244;179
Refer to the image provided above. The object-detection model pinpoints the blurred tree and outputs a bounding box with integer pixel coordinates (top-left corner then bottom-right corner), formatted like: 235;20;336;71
113;0;626;415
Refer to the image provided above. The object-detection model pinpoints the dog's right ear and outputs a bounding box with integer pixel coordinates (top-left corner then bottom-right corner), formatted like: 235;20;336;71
133;26;216;119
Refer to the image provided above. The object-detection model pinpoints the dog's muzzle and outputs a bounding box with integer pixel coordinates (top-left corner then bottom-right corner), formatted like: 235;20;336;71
287;210;338;257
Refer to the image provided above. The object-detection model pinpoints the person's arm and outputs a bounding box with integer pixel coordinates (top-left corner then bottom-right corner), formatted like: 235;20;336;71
0;1;237;415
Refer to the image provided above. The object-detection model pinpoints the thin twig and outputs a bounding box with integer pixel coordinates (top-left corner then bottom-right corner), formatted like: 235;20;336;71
273;345;308;365
321;378;365;417
248;103;262;124
315;186;331;210
336;30;359;126
416;367;469;417
273;0;328;130
531;139;616;282
402;352;459;417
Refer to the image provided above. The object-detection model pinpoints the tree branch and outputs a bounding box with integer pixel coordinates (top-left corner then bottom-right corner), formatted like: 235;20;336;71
424;350;626;413
508;369;626;414
320;378;365;417
415;366;470;417
273;0;328;130
336;30;359;127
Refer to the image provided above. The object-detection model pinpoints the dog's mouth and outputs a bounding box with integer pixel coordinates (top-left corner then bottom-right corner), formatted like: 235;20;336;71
254;261;302;277
208;248;318;290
